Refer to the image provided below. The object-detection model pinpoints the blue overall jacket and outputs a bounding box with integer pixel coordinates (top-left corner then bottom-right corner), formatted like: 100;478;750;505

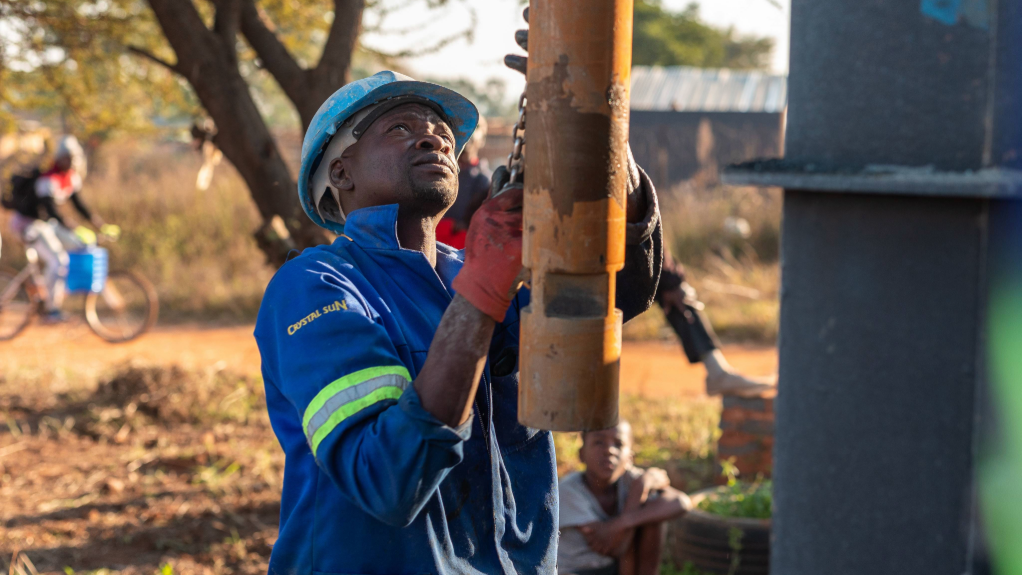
255;183;662;575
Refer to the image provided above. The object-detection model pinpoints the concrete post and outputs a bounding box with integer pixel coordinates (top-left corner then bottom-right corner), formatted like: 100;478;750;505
725;0;1022;573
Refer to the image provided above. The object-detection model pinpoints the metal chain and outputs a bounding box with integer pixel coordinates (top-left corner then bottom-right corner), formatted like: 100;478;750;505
506;90;527;184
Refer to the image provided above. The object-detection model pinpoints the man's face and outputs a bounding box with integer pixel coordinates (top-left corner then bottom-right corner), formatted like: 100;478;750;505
331;103;459;218
580;422;633;485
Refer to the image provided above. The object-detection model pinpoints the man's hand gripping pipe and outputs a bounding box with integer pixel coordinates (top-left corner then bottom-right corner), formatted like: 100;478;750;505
415;171;527;428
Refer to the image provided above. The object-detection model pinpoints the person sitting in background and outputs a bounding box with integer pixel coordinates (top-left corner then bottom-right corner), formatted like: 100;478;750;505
4;135;110;321
558;421;692;575
435;116;490;249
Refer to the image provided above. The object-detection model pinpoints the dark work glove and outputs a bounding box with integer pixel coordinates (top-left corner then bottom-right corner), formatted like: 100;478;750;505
489;164;521;199
503;7;530;75
504;7;647;222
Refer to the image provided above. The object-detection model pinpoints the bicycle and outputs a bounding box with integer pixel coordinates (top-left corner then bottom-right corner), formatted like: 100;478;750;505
0;228;158;342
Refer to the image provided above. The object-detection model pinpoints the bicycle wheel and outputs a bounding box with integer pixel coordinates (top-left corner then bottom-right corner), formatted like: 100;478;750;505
85;270;159;343
0;266;36;340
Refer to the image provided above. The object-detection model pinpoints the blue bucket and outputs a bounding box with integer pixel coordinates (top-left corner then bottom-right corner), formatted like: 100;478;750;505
67;247;109;293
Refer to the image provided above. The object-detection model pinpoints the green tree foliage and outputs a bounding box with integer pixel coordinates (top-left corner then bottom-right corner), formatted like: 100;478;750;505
0;0;197;140
0;0;774;139
0;0;475;260
0;0;471;136
632;1;774;70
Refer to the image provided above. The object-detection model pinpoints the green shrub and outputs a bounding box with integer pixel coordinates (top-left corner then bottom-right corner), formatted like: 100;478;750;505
696;480;773;519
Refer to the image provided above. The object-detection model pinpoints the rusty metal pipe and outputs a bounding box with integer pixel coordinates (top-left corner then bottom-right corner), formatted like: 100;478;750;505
518;0;633;431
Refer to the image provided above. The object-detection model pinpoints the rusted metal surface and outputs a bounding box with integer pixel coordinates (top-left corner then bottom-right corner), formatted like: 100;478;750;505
518;0;633;431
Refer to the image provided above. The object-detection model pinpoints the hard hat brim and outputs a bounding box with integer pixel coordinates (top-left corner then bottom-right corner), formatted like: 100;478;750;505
299;76;480;235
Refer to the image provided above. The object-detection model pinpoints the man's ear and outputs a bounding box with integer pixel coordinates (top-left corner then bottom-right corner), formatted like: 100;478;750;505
329;157;354;192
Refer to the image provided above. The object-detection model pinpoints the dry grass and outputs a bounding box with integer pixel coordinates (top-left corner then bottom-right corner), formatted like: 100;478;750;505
623;183;782;344
660;183;782;267
3;138;782;340
622;260;779;343
1;139;276;323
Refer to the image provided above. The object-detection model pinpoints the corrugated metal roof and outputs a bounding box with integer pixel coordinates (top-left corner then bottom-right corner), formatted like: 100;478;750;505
630;66;787;113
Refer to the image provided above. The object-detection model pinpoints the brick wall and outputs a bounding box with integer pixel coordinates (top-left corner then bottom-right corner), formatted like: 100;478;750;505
718;390;775;478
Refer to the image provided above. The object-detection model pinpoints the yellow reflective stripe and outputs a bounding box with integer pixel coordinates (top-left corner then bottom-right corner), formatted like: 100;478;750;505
310;385;405;455
303;365;411;430
304;374;409;446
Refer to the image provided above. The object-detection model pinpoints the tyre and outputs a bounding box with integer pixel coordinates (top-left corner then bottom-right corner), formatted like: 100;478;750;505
0;266;36;341
667;489;771;574
85;270;158;343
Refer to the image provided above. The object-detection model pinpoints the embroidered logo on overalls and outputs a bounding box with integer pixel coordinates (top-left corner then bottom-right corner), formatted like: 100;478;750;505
288;300;348;335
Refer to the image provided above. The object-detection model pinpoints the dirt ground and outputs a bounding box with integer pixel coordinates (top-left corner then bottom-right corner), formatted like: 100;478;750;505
0;325;776;574
0;324;777;399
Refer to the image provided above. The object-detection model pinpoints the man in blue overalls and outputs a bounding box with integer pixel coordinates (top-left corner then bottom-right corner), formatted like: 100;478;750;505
255;61;663;574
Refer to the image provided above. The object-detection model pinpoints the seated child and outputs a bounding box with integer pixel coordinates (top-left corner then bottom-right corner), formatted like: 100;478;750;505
557;421;692;575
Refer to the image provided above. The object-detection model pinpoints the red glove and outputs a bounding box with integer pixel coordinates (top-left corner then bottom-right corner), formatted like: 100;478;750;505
452;183;525;322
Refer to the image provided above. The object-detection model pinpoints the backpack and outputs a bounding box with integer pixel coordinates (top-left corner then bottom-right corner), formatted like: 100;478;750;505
1;168;41;213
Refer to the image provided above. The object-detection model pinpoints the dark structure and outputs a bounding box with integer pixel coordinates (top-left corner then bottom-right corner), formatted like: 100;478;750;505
629;67;786;191
725;1;1022;574
629;111;782;190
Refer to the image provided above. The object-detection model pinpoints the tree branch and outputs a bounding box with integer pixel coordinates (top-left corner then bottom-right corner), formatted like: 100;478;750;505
257;0;364;130
376;15;474;59
213;0;242;67
127;45;181;73
360;1;476;59
146;0;330;259
145;0;227;84
316;0;365;78
239;0;307;105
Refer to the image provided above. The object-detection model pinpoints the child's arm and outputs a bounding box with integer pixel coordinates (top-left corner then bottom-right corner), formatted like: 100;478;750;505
579;522;635;557
580;482;693;556
622;467;671;512
612;485;693;531
580;468;683;556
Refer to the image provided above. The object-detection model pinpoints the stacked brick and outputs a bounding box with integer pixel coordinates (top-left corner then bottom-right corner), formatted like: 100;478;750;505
718;390;775;478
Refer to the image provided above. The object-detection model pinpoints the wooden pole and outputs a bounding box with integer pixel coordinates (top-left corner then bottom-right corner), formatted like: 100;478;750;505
518;0;633;431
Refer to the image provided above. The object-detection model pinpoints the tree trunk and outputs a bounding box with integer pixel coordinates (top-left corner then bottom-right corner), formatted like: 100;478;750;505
145;0;330;265
239;0;366;132
299;0;365;130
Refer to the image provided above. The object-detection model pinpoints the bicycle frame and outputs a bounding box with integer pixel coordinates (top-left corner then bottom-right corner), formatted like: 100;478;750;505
2;229;157;342
0;251;41;307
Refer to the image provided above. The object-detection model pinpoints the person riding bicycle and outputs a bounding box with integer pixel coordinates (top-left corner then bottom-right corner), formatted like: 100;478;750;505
4;135;112;321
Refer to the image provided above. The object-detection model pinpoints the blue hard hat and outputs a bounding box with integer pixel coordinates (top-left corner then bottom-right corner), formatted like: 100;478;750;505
299;71;480;234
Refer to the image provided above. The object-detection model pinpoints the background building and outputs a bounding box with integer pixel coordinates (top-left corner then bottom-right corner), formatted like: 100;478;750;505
629;66;787;191
479;66;787;192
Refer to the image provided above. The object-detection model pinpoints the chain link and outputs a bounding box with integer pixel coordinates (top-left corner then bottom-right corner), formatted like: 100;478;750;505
506;90;527;184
